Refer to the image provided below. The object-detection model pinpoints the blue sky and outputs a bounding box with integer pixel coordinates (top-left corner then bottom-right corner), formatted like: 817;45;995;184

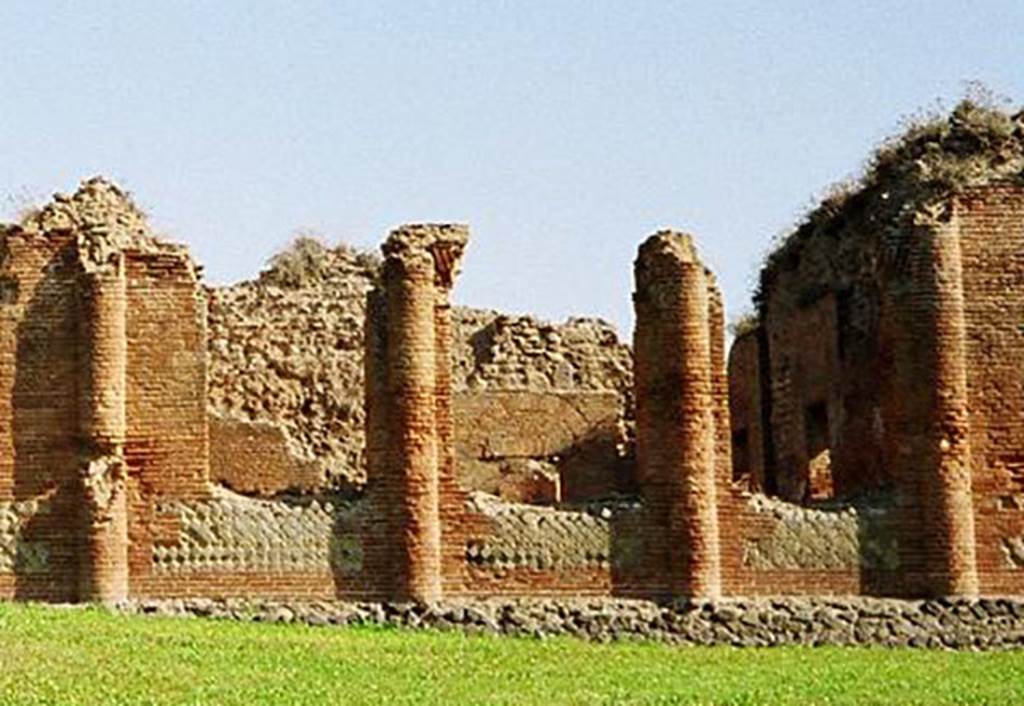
2;1;1022;336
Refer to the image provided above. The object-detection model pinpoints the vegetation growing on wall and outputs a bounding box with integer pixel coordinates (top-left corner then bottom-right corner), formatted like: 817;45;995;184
262;233;381;289
756;90;1024;311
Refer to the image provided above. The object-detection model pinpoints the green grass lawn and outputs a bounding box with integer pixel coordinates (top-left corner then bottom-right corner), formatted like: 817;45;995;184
1;603;1022;705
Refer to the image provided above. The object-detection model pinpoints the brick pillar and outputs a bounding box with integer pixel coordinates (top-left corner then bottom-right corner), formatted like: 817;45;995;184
77;253;129;604
634;231;721;599
366;224;468;603
880;209;978;597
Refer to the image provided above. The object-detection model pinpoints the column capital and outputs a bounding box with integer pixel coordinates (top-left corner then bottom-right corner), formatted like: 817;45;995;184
382;224;469;289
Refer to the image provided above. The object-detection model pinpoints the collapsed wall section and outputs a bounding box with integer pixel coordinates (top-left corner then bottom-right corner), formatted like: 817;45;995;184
206;250;633;500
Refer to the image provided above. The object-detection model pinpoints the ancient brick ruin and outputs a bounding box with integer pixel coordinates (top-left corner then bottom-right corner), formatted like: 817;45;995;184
729;100;1024;597
3;101;1024;605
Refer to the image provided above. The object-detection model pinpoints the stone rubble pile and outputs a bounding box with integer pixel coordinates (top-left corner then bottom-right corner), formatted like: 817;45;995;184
119;595;1024;649
207;243;632;488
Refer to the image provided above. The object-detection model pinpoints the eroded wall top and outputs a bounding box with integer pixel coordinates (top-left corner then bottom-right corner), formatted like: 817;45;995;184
207;238;633;489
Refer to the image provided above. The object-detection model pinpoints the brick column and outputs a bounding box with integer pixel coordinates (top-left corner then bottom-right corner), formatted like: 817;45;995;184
633;231;721;599
366;224;468;603
77;252;129;604
880;208;978;596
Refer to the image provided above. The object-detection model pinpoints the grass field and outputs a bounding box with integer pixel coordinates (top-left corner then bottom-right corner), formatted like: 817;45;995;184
0;603;1022;705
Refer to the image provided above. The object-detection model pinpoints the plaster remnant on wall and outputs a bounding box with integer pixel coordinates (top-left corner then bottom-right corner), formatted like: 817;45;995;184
0;499;51;573
465;492;644;571
743;492;898;571
80;455;125;516
153;487;362;575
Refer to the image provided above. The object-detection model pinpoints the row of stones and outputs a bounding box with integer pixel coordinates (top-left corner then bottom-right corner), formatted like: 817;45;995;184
743;492;899;571
0;499;50;573
119;596;1024;650
467;493;643;570
153;489;363;574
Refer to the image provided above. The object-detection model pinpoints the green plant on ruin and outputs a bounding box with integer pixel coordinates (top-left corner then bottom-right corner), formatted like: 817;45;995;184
263;233;330;288
262;231;382;288
728;311;760;338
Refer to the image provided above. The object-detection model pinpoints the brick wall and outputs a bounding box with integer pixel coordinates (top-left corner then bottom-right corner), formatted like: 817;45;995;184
208;413;322;495
958;185;1024;595
453;390;626;503
0;230;81;601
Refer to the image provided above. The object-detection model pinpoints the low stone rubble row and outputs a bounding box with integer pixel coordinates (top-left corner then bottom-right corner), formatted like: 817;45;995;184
118;595;1024;650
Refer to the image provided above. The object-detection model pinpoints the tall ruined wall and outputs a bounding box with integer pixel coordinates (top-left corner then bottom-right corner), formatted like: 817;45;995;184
0;229;81;601
752;208;887;503
0;179;211;602
957;185;1024;594
744;101;1024;597
206;246;632;498
748;101;1024;506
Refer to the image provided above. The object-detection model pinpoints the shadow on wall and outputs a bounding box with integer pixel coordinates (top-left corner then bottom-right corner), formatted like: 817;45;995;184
10;239;81;601
559;425;638;503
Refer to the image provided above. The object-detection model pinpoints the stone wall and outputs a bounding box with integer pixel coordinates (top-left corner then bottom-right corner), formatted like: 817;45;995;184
5;172;1024;607
208;414;321;495
122;595;1024;650
453;390;629;503
738;112;1024;598
152;487;362;576
206;249;632;498
741;493;897;572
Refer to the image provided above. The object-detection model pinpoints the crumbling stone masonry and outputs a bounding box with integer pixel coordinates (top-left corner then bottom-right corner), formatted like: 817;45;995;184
364;224;468;603
633;232;725;599
205;263;634;502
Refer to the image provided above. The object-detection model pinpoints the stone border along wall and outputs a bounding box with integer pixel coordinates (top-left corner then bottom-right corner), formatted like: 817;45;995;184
120;596;1024;650
741;492;898;571
465;492;644;572
152;487;363;576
